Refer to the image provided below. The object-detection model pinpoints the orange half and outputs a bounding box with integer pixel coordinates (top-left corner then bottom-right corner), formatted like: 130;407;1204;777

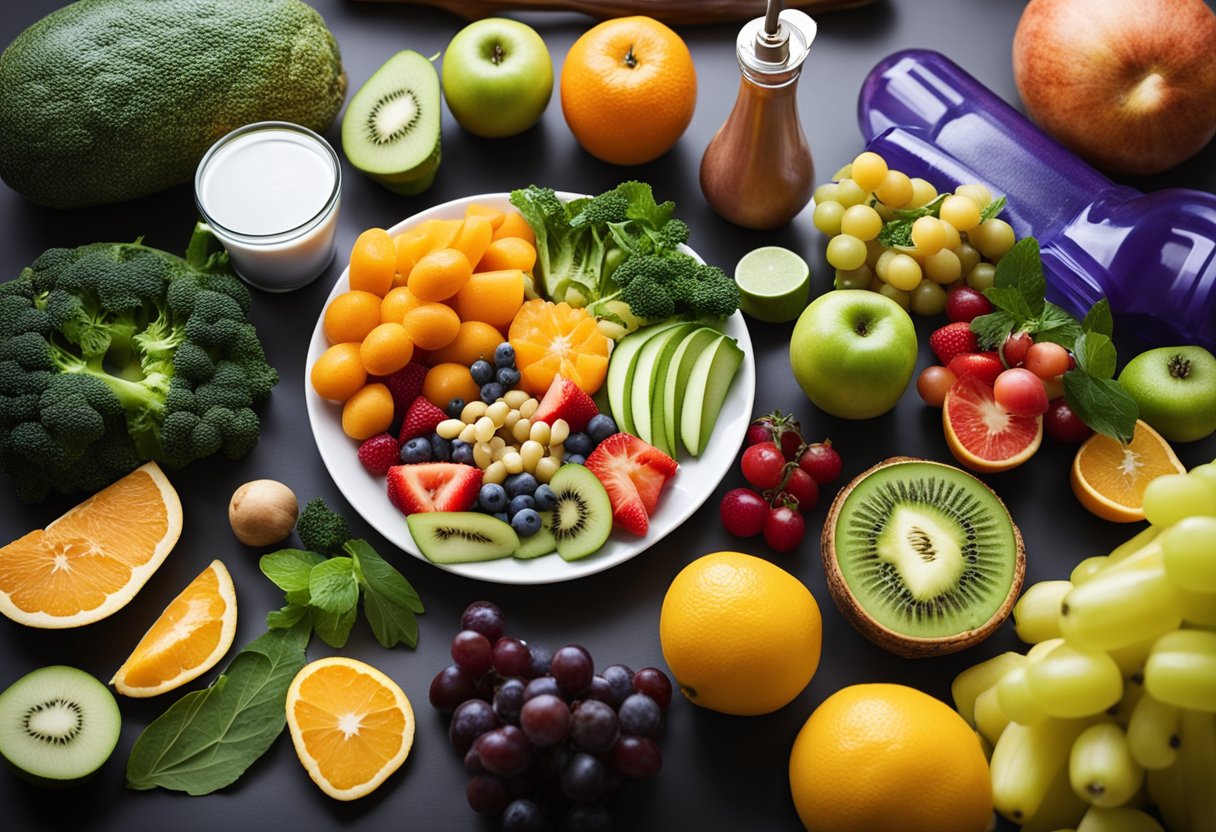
286;657;415;801
0;462;182;628
1071;419;1185;522
111;560;237;698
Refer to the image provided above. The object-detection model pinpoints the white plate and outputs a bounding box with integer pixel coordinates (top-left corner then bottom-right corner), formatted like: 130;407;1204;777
305;193;756;584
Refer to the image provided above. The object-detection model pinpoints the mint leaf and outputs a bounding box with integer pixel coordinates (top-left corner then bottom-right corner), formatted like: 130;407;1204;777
307;557;358;614
313;604;357;649
1074;331;1118;380
348;539;424;649
1063;372;1138;444
259;549;324;593
992;238;1045;317
1082;299;1114;337
266;602;309;630
970;310;1017;350
984;286;1035;321
1031;303;1083;347
877;219;914;248
979;196;1007;224
126;622;310;795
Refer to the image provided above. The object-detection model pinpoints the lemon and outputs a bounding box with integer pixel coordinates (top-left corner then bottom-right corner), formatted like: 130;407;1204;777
659;551;821;716
733;246;811;323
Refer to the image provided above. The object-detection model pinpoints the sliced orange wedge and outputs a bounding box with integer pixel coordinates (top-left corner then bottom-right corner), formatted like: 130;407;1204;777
1071;419;1185;522
509;299;611;396
0;462;182;628
111;560;237;698
286;657;415;801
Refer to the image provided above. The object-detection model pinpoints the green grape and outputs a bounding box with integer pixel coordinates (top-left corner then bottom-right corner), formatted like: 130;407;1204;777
1162;516;1216;592
1028;637;1066;664
877;283;910;310
1108;525;1161;565
1189;462;1216;490
998;664;1049;725
840;204;883;241
832;162;854;181
813;182;839;205
850;151;888;192
911;216;948;255
834;177;867;208
908;176;937;208
974;686;1012;747
1143;629;1216;712
825;234;867;271
971;217;1016;260
885;253;922;291
834;266;872;291
924;248;962;284
1014;580;1072;644
1071;556;1110;586
952;651;1028;725
1026;644;1123;719
956;183;994;211
867;275;884;293
909;279;947;316
941;194;981;231
1177;710;1216;831
967;261;996;291
991;718;1092;824
874;249;895;282
1069;723;1144;808
1106;637;1157;677
1127;694;1181;770
1059;555;1182;651
874;169;913;208
1142;472;1216;527
955;242;981;275
865;237;885;268
1177;585;1216;627
1076;806;1166;832
1107;673;1145;727
812;200;845;236
1030;768;1092;832
940;220;962;251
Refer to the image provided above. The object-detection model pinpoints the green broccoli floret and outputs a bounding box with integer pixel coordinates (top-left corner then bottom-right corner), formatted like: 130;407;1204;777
687;265;742;319
587;253;739;330
0;224;278;502
569;190;629;228
296;498;351;557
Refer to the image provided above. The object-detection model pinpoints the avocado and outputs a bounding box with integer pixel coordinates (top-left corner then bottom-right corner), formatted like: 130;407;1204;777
0;0;346;208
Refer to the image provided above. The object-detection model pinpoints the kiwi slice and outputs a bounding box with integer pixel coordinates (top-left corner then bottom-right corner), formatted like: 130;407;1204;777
821;457;1025;658
341;50;442;195
513;512;557;560
548;465;613;562
407;512;519;564
0;665;120;785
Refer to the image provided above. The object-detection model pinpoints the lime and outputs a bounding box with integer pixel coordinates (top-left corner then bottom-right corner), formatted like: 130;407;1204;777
734;246;810;323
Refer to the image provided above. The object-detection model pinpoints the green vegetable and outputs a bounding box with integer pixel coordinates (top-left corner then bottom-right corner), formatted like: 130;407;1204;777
0;0;346;208
295;497;351;557
0;225;278;502
589;255;740;325
125;622;310;795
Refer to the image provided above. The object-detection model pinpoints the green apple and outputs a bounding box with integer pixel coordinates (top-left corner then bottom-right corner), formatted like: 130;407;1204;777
441;18;553;138
1118;345;1216;443
789;290;918;419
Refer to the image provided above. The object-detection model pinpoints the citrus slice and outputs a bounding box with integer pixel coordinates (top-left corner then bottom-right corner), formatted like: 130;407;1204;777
0;462;182;628
508;299;611;395
734;246;810;323
285;657;415;801
1071;419;1185;523
110;560;237;698
943;374;1042;473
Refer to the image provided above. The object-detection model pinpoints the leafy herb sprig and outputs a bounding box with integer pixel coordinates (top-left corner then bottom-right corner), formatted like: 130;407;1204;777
968;238;1138;443
876;194;1007;248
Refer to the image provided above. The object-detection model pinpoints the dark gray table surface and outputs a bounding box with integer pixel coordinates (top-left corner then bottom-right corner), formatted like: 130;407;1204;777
2;1;1214;830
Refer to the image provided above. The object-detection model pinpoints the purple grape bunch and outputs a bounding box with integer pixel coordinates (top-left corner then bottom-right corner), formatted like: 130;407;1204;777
429;601;674;831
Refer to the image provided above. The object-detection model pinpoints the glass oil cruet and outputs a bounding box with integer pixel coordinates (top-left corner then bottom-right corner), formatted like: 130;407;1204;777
700;0;817;231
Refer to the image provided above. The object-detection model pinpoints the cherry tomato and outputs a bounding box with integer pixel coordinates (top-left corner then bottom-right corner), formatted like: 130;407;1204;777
993;368;1049;416
798;441;842;485
917;366;957;408
1025;342;1071;380
778;468;819;513
740;443;786;490
763;504;805;553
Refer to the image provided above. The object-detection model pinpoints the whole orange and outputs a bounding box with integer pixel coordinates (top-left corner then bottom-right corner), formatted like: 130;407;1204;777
560;16;697;166
788;683;993;832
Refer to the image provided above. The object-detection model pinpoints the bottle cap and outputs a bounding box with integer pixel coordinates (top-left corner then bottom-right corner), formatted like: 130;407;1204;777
738;7;817;85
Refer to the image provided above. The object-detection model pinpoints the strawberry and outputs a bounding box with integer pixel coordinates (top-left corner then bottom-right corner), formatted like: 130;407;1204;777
398;395;447;443
533;375;598;432
380;362;429;417
386;463;482;515
585;433;678;536
357;433;401;476
929;322;979;367
947;352;1004;387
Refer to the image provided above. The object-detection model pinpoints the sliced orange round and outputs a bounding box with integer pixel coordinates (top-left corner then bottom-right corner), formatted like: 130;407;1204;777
943;374;1042;473
0;462;182;628
1071;419;1185;522
286;657;415;801
508;299;611;395
110;560;237;698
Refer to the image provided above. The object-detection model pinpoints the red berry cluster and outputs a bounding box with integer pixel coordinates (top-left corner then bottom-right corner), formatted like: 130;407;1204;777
720;411;842;553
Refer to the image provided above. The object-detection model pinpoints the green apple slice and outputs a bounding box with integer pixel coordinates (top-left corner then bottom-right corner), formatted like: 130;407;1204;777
605;321;683;437
630;323;699;448
662;327;719;455
680;333;744;457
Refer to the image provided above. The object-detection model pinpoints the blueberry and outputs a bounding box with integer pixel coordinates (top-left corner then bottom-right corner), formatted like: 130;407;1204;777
429;434;452;461
470;360;495;386
400;437;432;463
533;483;557;511
508;494;536;518
511;508;541;538
564;432;594;457
494;343;516;368
564;454;586;466
493;512;509;524
479;483;508;513
446;398;465;418
451;440;474;466
480;382;505;404
504;473;538;499
587;414;617;443
496;366;521;388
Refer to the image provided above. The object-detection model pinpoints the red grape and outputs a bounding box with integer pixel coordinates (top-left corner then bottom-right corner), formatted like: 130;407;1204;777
1001;331;1033;367
917;366;957;408
520;694;571;746
523;676;563;702
1044;399;1093;443
570;700;618;754
946;286;993;323
452;629;493;676
550;645;594;696
476;725;532;777
1025;341;1070;379
599;664;635;709
632;668;673;710
461;601;506;642
740;443;786;490
466;773;509;814
993;368;1049;416
492;637;532;678
503;799;544;831
560;753;605;802
778;467;819;513
430;665;478;714
618;693;662;738
719;488;767;537
612;735;662;778
763;504;805;553
450;698;499;752
744;423;771;447
797;441;842;484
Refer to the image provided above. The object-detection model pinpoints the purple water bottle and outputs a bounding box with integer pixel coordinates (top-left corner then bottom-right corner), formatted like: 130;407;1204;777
857;49;1216;351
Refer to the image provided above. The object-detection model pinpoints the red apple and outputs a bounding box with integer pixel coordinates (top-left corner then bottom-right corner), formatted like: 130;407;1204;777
1013;0;1216;175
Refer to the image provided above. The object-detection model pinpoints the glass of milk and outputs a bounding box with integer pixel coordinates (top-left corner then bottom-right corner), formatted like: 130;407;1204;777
195;121;342;292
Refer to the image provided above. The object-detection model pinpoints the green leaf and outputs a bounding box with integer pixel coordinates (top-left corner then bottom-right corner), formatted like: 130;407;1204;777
259;549;324;593
1082;299;1114;337
184;223;232;275
979;196;1007;224
266;602;309;630
970;310;1017;351
125;623;310;795
312;604;357;649
307;557;358;614
983;286;1035;322
347;539;424;649
876;219;914;248
1073;332;1118;380
891;193;948;220
1030;303;1084;347
1063;372;1139;444
992;238;1045;317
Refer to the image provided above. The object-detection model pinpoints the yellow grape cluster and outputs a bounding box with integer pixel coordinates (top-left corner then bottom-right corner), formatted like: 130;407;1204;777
813;150;1016;316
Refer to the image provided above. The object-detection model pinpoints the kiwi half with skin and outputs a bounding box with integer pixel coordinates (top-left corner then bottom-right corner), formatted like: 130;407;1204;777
341;50;441;195
821;457;1025;658
0;665;121;785
548;464;612;562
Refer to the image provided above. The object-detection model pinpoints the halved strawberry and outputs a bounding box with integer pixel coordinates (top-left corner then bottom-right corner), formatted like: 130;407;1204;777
387;463;482;515
532;374;598;432
398;395;447;443
584;433;678;536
